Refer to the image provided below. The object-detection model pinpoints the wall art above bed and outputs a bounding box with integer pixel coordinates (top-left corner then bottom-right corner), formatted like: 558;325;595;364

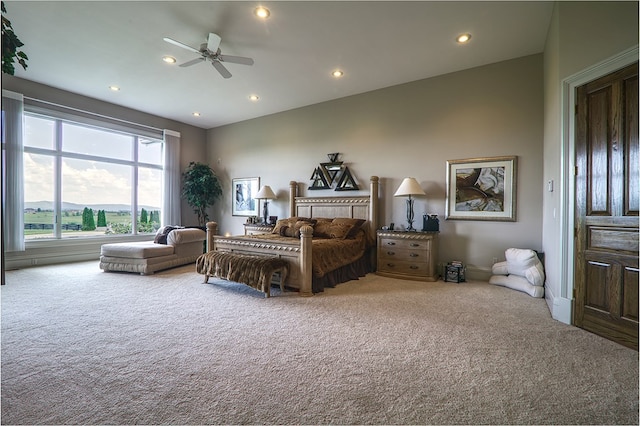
309;153;359;191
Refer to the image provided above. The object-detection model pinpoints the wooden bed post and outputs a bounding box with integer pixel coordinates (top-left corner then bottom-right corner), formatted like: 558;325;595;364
206;222;217;252
369;176;379;232
299;225;313;296
289;181;298;218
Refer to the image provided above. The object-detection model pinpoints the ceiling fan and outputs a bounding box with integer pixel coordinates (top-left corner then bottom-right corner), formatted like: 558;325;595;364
163;32;254;79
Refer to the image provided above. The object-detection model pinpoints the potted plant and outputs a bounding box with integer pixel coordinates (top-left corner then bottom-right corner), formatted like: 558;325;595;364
1;1;28;75
181;162;223;227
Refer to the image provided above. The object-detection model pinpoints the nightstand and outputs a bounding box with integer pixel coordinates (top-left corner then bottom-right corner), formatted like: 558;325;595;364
376;230;439;281
243;223;274;236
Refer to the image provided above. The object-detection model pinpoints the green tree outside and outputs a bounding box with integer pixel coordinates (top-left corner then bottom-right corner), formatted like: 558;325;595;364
97;209;107;227
81;207;96;231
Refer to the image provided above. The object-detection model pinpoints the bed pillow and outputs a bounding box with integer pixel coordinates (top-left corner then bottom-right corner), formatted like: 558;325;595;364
313;218;366;240
332;218;366;239
312;218;334;238
272;217;309;235
272;217;314;237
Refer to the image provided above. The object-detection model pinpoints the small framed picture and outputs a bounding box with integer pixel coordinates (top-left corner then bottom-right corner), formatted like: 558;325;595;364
232;177;260;216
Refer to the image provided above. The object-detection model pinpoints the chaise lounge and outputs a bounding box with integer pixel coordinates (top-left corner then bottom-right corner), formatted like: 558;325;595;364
99;227;206;275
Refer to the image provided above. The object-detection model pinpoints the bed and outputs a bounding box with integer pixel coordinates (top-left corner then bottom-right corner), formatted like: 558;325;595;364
200;176;380;296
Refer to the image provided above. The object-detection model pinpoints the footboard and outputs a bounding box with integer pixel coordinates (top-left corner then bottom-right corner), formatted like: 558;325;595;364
205;222;313;297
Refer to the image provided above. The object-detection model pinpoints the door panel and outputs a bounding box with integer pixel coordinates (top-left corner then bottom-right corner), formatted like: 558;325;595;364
575;62;639;350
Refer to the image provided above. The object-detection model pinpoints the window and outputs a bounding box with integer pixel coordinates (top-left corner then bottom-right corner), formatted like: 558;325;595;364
23;113;163;240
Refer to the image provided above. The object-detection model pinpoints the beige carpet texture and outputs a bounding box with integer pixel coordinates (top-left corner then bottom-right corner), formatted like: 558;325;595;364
2;261;638;425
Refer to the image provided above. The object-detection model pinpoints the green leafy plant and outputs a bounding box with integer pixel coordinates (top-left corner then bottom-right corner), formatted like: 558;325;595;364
1;1;28;75
182;162;223;226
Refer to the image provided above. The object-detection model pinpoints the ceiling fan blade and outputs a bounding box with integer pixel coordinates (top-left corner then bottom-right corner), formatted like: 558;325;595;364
207;33;222;53
212;60;232;79
218;54;254;66
179;57;206;68
163;37;200;54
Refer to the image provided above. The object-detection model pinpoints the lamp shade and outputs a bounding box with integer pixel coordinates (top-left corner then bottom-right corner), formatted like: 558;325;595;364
394;178;425;197
255;185;276;200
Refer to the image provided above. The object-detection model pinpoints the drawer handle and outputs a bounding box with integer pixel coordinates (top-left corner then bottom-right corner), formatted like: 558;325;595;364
409;265;419;269
387;251;395;255
386;242;396;246
386;263;395;267
409;253;419;257
410;243;420;247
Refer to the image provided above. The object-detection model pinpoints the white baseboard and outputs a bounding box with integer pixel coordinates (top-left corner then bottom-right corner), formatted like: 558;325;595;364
545;284;572;325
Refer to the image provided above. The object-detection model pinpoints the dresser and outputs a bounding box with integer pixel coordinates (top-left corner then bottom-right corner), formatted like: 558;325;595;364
243;223;274;236
376;230;439;281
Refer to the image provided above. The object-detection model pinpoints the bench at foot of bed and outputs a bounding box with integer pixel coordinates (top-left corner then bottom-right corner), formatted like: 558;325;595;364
196;251;289;298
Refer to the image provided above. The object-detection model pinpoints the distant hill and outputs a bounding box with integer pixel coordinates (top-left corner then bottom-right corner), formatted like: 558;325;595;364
25;201;160;212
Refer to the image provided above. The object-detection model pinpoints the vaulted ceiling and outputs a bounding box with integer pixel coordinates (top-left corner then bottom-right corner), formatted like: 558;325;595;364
5;1;554;129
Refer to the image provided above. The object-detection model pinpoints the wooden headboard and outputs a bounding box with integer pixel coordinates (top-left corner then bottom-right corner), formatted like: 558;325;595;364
287;175;380;236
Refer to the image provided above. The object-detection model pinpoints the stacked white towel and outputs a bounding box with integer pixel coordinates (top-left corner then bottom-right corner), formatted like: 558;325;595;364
489;248;545;298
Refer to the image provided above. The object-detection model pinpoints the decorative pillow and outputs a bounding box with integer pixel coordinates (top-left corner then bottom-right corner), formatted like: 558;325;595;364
332;218;366;239
281;220;316;238
272;217;305;235
154;225;182;244
312;218;333;238
310;217;367;239
272;217;314;237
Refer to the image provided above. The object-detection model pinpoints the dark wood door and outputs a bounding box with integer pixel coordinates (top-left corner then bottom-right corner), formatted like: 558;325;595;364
575;62;639;350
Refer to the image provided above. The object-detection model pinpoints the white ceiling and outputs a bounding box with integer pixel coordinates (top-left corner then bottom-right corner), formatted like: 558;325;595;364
6;1;554;129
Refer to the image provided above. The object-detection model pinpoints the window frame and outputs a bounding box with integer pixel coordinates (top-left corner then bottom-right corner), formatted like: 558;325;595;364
23;111;164;242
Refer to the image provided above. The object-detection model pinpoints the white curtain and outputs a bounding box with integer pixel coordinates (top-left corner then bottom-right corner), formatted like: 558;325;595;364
161;130;181;226
2;90;25;252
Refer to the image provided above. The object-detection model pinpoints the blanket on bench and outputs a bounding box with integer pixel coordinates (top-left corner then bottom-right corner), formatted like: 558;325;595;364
196;251;289;297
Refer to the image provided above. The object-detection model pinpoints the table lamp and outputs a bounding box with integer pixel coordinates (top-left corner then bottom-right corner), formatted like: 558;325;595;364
394;177;425;231
255;185;277;225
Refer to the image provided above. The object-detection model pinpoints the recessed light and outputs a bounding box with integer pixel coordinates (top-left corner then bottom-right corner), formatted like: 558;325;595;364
162;56;176;64
109;86;120;91
456;33;472;44
249;94;260;102
254;6;270;19
192;112;201;117
332;70;344;78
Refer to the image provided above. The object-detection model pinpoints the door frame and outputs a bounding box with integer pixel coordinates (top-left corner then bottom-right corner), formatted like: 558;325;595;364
558;45;638;324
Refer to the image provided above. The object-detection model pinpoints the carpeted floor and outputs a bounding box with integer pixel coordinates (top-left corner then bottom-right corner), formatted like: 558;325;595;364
2;261;638;425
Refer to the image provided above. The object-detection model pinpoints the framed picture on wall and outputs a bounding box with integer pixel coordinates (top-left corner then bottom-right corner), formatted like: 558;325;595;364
232;177;260;216
445;156;517;221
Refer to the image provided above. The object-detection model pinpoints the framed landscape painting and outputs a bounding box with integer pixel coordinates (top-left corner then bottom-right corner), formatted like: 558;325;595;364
445;156;517;221
232;177;260;216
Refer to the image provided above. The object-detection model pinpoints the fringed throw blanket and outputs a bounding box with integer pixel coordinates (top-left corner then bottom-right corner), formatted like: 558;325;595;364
196;251;288;297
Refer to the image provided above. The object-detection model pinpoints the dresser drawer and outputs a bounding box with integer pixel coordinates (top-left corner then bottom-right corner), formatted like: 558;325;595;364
378;237;430;251
377;259;431;276
378;247;429;263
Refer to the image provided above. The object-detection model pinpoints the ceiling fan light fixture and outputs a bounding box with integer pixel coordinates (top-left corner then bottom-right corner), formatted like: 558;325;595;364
456;33;472;44
162;56;177;64
332;69;344;78
254;6;270;19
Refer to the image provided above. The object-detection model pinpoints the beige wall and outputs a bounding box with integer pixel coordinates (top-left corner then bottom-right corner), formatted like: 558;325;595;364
542;1;638;322
207;54;544;278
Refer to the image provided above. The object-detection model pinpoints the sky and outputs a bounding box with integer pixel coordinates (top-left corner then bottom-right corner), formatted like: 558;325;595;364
23;115;162;209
